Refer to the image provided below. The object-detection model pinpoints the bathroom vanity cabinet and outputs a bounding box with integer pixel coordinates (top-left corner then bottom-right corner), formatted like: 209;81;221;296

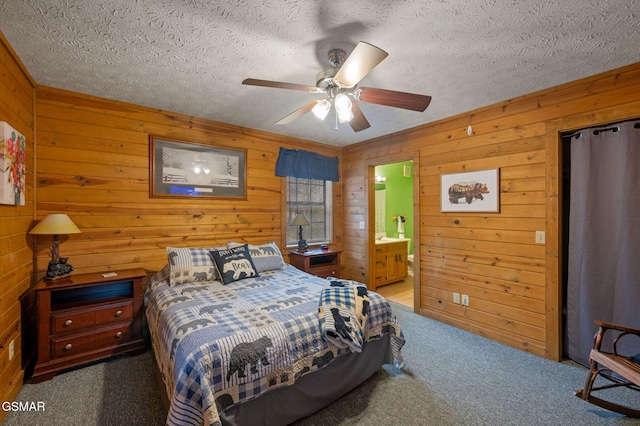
374;240;408;288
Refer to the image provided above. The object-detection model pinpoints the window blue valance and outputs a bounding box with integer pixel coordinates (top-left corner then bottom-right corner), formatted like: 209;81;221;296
275;148;339;182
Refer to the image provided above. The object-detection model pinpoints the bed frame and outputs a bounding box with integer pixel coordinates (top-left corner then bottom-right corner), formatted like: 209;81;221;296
156;335;394;425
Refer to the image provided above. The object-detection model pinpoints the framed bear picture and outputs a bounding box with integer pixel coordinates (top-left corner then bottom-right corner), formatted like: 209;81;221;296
441;169;500;213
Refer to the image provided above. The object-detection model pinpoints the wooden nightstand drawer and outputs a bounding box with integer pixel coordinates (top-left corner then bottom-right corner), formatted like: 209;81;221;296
311;265;338;278
289;249;342;278
51;310;96;334
95;324;132;349
95;301;133;325
33;268;147;383
52;333;95;359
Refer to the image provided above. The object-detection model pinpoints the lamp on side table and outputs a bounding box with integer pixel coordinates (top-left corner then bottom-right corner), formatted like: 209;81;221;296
290;213;310;252
29;213;81;280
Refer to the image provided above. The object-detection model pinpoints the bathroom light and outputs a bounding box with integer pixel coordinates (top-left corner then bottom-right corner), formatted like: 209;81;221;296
375;176;387;182
312;99;331;120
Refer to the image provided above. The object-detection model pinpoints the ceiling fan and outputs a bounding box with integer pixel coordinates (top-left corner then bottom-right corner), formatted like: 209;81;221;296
242;41;432;132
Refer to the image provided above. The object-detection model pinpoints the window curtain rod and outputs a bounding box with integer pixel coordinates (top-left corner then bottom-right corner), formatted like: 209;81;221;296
564;119;640;140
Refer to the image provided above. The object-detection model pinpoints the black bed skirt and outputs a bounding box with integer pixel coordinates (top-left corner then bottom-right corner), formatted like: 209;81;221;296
156;335;394;426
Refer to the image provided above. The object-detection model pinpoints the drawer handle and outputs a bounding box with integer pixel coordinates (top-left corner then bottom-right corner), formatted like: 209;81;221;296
115;310;122;317
115;331;123;338
65;319;73;326
64;343;72;351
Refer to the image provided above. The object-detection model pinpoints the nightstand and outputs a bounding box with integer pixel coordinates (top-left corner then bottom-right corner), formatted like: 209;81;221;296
32;268;147;383
289;248;342;278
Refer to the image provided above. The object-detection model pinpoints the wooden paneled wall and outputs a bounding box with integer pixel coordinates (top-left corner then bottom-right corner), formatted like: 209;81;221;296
0;33;35;421
3;28;639;412
341;62;640;360
34;87;342;278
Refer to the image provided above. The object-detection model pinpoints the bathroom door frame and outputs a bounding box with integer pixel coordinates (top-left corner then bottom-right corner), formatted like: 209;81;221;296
366;151;420;313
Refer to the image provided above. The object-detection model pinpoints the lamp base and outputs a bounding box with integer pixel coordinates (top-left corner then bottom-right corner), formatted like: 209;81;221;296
45;258;74;280
296;239;309;252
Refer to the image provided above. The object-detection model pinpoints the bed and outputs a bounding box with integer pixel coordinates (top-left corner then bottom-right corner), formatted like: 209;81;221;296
144;243;405;426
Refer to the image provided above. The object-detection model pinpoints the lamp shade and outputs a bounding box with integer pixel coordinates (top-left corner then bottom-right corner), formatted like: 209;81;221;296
290;213;310;227
312;99;331;120
30;214;81;235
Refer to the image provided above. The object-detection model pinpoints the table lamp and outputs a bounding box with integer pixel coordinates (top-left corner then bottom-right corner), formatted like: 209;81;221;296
290;213;310;252
30;214;81;280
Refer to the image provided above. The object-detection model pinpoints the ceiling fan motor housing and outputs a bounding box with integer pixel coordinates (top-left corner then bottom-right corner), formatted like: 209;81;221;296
316;48;347;90
316;67;338;90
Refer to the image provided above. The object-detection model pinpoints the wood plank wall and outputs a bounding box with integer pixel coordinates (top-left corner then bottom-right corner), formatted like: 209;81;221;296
341;62;640;360
34;86;342;279
0;33;35;421
2;26;639;410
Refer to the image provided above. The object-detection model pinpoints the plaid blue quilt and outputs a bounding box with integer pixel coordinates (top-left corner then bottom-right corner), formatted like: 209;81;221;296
145;265;404;426
319;278;370;353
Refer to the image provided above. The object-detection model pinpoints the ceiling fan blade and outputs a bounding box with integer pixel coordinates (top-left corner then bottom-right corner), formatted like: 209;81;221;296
355;87;432;112
242;78;324;93
275;100;321;125
333;42;388;88
349;101;370;132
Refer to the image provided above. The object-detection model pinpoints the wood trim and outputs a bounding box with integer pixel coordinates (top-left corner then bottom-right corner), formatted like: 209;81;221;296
365;151;420;313
543;127;562;360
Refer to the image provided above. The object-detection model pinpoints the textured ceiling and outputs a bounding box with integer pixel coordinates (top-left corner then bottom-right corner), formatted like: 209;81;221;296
1;0;639;146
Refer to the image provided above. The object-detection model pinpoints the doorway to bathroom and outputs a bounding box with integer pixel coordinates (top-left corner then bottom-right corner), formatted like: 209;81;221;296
368;157;419;311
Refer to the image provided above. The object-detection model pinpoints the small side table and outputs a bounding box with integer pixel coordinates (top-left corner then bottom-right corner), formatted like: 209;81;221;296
289;248;342;278
32;268;147;383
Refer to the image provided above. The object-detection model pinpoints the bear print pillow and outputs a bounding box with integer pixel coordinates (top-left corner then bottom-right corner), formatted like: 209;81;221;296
210;244;259;285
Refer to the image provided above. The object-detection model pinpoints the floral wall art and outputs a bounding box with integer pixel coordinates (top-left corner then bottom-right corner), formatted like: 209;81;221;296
0;121;26;206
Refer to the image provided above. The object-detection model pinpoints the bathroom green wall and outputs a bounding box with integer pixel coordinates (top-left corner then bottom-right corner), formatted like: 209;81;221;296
375;161;413;254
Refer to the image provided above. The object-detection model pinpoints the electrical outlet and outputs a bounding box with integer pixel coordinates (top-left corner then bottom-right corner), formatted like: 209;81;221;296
461;294;469;307
535;230;545;244
9;340;14;361
359;221;365;230
453;292;460;304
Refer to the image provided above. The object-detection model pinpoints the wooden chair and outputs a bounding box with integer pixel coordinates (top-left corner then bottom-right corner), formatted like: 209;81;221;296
575;320;640;417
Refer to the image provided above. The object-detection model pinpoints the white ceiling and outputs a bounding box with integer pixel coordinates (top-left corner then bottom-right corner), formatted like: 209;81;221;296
1;1;639;147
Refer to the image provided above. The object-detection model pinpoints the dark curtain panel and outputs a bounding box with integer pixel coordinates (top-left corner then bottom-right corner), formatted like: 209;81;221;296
275;148;339;182
565;120;640;366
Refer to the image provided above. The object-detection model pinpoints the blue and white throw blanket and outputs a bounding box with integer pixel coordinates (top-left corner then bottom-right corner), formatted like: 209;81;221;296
145;265;404;426
319;278;370;353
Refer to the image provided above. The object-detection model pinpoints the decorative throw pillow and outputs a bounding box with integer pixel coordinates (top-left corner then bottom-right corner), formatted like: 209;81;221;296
228;241;286;272
166;246;226;286
210;244;260;284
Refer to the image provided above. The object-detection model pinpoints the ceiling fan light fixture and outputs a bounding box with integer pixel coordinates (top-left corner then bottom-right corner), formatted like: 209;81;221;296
337;108;354;123
243;41;431;132
312;99;331;120
335;93;354;123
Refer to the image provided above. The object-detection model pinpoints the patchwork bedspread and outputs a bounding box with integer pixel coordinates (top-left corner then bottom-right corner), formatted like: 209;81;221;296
319;278;370;353
145;265;405;426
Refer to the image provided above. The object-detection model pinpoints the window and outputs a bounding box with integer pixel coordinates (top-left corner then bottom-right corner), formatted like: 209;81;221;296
286;176;332;246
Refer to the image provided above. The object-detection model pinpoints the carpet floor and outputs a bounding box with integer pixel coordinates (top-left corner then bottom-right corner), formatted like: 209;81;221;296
4;302;639;425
